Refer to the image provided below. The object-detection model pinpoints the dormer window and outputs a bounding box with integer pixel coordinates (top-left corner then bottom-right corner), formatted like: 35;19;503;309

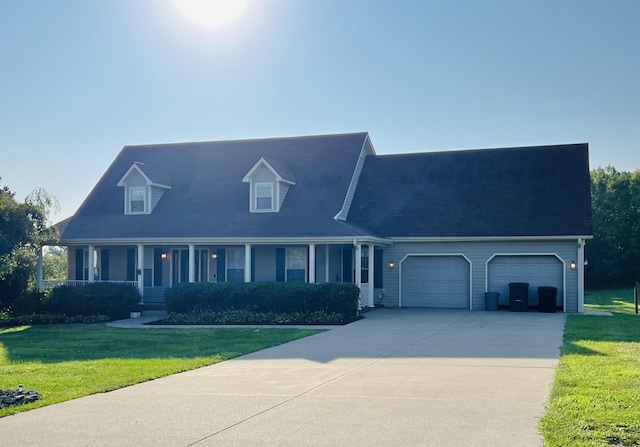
117;162;171;216
128;187;147;214
255;183;274;211
242;157;296;213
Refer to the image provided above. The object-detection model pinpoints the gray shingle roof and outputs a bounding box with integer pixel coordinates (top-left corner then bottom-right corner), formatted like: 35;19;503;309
348;143;593;238
59;135;592;242
61;133;371;240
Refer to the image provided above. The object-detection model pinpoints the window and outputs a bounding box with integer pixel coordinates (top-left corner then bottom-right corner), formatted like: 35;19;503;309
286;247;307;282
361;252;369;284
226;247;245;283
255;183;273;211
128;187;146;214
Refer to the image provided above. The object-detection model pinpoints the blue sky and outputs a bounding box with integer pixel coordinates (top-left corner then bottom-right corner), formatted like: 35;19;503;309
1;0;639;221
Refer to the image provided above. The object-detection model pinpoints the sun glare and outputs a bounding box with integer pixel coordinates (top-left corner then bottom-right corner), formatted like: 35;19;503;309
174;0;247;29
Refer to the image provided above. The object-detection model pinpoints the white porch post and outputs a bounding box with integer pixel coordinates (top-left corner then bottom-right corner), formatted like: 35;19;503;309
368;244;375;307
88;245;95;283
308;243;316;283
188;244;195;283
36;246;44;291
244;244;252;282
354;241;361;287
137;244;144;298
578;238;586;313
325;245;330;283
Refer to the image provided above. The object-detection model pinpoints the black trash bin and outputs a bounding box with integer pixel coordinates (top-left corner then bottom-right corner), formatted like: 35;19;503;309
484;292;500;311
509;282;529;312
538;286;557;313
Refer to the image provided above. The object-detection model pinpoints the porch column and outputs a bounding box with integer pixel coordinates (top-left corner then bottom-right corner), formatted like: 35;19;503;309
188;244;195;283
244;244;252;282
354;241;362;287
578;238;586;313
88;245;95;283
325;245;330;283
137;244;144;298
368;244;375;307
36;246;44;291
308;243;316;283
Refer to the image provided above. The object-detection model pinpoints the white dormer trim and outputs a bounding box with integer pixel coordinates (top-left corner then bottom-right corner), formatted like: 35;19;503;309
117;162;172;215
117;163;172;190
242;157;296;185
243;157;296;213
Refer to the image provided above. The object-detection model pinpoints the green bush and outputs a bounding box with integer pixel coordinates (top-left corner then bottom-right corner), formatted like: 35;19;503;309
0;313;110;326
163;282;359;320
45;283;140;320
160;310;347;325
11;291;48;315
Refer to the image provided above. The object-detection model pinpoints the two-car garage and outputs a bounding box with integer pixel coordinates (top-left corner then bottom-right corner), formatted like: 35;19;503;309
399;253;565;311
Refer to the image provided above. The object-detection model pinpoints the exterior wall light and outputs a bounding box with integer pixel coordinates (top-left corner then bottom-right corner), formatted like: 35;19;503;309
389;261;395;269
211;253;218;259
160;253;168;260
570;261;577;270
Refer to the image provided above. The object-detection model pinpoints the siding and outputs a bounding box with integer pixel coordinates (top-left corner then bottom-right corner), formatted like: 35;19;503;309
253;246;277;282
382;240;581;312
250;165;276;212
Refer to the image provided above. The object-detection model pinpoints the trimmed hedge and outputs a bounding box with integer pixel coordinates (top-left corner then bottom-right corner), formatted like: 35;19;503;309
164;282;360;320
159;310;347;325
10;283;140;321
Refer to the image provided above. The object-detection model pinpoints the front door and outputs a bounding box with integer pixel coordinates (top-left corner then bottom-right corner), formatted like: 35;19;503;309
171;249;209;285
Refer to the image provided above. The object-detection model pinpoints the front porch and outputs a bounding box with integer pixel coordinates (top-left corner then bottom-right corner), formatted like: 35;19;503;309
57;241;388;308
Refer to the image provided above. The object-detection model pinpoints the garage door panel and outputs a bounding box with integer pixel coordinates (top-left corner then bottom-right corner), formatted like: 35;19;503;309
488;256;563;308
402;256;470;309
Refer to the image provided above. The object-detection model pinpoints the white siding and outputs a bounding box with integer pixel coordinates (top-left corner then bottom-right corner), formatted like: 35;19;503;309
382;240;581;312
253;246;277;282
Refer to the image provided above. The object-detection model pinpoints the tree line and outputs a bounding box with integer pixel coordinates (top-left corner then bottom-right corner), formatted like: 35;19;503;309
587;166;640;289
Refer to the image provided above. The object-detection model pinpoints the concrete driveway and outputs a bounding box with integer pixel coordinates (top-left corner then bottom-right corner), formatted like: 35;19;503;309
0;309;566;446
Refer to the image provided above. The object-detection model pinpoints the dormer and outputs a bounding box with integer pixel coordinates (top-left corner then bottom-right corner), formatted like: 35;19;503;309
242;157;296;212
117;162;171;215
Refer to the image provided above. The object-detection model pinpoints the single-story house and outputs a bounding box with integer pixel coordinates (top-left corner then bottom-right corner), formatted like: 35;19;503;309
51;132;593;312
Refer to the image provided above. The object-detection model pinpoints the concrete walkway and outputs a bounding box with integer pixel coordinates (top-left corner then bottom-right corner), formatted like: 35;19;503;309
0;309;566;446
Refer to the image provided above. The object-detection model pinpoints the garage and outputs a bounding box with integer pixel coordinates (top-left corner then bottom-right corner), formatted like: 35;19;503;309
401;255;470;308
487;255;564;310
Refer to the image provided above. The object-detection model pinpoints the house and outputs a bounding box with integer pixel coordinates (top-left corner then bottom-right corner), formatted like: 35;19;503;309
52;132;593;312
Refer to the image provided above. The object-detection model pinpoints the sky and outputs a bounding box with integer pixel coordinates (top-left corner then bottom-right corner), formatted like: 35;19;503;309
1;0;639;222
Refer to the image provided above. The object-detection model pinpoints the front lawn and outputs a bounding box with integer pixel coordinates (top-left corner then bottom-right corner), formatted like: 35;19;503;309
540;289;640;446
0;324;320;417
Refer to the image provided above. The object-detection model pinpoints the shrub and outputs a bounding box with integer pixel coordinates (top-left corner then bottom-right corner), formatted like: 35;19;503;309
159;310;348;325
11;291;48;315
45;283;140;320
0;313;110;326
163;282;359;319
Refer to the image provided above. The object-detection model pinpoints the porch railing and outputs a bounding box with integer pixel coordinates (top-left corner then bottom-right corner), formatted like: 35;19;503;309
41;280;139;289
359;283;371;309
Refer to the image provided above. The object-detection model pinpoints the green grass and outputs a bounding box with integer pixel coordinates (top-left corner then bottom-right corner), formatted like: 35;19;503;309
540;289;640;446
0;324;321;417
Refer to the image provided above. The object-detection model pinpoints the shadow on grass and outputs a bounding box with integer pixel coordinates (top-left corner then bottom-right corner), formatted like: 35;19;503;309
561;312;640;356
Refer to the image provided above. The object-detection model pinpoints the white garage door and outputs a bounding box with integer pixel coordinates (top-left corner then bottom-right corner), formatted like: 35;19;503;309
487;255;563;308
401;256;470;308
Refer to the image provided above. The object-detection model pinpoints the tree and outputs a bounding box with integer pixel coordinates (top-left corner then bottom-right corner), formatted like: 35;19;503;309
43;246;67;280
0;179;59;309
587;167;640;288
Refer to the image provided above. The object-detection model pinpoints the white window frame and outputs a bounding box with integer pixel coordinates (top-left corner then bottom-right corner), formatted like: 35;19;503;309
286;247;307;282
127;186;147;214
254;182;274;212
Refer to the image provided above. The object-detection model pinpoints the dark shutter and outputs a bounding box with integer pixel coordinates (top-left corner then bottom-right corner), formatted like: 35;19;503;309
153;248;163;286
126;248;136;282
75;249;84;280
100;249;110;281
217;248;225;282
180;250;188;283
374;248;383;288
342;246;353;283
276;248;285;282
251;248;256;282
